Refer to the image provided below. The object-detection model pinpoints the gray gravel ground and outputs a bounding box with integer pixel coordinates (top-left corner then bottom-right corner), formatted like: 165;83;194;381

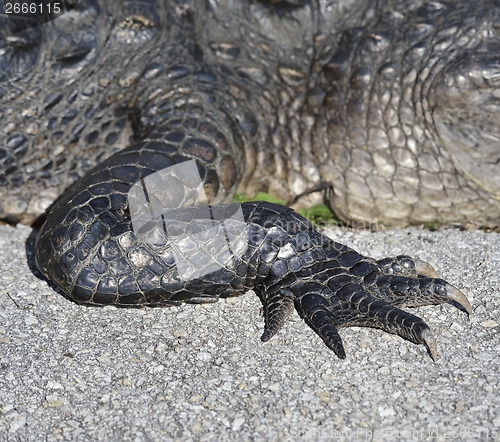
0;223;498;441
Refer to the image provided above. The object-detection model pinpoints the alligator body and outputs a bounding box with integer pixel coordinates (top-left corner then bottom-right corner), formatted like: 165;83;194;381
1;0;493;358
2;0;499;226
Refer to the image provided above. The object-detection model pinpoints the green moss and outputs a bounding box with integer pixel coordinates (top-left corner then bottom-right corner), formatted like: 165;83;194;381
423;222;440;231
298;204;339;225
234;193;340;226
233;192;287;205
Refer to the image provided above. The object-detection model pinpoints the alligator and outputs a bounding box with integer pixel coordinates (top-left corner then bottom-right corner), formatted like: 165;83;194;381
2;0;497;358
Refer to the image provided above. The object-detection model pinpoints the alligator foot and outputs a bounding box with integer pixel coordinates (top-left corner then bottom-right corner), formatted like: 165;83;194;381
290;256;471;360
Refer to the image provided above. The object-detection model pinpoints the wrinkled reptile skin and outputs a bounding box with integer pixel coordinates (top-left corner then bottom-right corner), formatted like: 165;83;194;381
1;0;499;226
2;0;486;358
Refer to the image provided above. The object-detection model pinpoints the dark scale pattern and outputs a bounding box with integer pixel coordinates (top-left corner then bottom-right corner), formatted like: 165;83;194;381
37;178;472;359
0;0;483;359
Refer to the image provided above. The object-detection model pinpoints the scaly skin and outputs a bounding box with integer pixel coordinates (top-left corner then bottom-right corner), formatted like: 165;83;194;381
0;0;499;226
35;76;471;360
1;1;482;358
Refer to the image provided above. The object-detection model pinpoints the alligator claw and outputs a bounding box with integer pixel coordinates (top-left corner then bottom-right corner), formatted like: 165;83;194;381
447;286;472;316
421;328;438;362
256;287;295;342
276;249;472;360
413;258;440;278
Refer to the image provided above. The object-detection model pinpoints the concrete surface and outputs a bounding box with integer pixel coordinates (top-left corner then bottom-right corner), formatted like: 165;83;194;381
0;223;498;441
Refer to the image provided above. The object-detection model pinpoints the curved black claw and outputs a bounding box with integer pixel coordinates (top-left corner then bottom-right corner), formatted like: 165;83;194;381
252;227;470;361
299;294;346;359
368;274;471;313
297;290;440;360
375;256;471;314
256;287;295;342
